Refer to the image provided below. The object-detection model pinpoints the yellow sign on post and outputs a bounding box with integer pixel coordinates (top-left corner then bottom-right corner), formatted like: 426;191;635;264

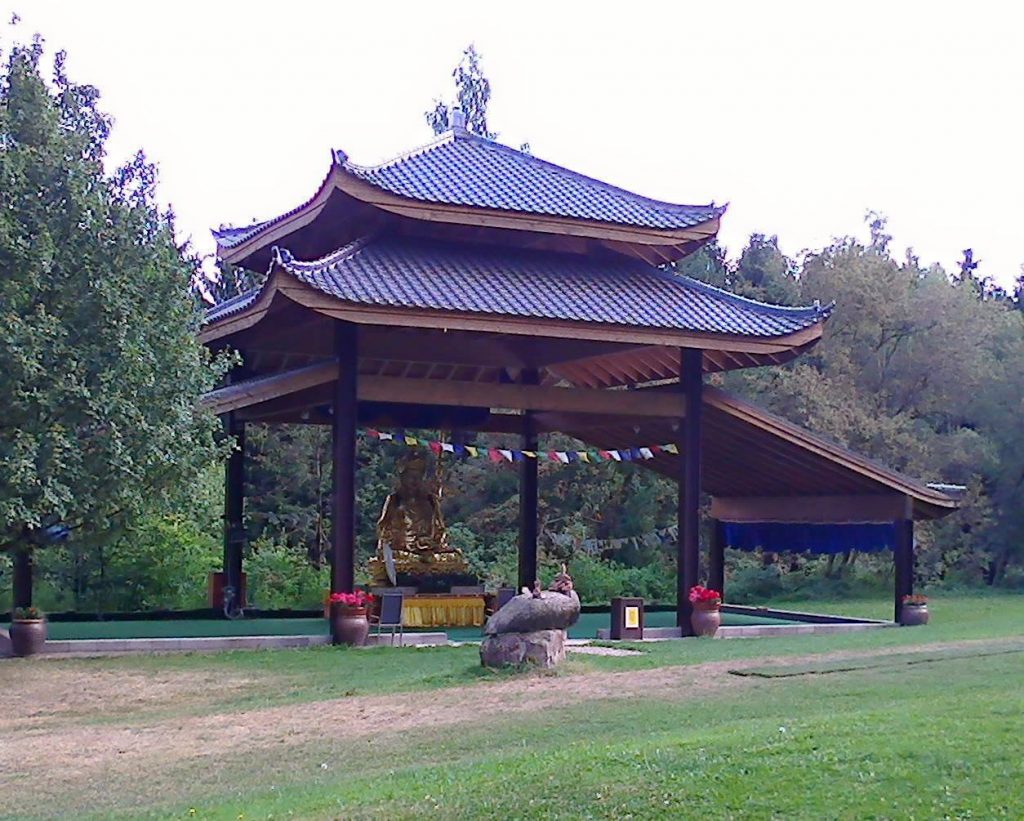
625;606;640;629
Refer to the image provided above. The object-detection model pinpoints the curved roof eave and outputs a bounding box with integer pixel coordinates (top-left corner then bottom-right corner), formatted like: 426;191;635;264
200;265;828;370
213;136;726;269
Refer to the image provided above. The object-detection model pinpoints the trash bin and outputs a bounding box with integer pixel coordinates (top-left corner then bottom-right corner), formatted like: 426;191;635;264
610;596;644;640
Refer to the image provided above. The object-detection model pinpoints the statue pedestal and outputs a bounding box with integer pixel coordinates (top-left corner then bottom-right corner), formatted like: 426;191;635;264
480;629;567;669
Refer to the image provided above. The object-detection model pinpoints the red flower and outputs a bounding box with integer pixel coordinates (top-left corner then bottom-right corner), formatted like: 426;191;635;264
688;585;722;604
329;590;375;608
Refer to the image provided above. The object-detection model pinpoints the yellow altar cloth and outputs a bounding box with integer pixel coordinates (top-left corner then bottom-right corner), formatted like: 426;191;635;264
403;595;486;628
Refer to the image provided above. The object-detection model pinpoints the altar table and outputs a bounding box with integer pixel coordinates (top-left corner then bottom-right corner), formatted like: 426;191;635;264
402;594;486;628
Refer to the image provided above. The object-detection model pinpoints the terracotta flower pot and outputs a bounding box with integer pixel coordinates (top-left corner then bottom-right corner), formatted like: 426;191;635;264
331;605;370;646
690;602;721;637
10;619;47;657
900;603;929;626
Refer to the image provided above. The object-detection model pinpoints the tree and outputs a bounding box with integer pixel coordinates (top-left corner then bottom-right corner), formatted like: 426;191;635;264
425;44;497;139
0;37;230;606
194;260;263;306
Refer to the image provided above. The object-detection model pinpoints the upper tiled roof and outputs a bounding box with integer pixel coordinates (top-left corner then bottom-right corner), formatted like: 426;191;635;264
343;131;722;229
206;235;830;338
212;129;723;254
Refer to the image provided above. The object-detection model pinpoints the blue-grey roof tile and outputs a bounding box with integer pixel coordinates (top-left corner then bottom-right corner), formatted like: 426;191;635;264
209;236;830;337
213;130;722;253
345;131;721;229
204;289;259;324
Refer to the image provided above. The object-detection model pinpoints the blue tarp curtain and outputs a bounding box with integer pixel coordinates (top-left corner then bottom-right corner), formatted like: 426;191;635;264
723;522;896;554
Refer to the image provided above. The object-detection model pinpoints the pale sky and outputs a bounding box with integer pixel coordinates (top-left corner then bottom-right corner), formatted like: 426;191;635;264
8;1;1024;286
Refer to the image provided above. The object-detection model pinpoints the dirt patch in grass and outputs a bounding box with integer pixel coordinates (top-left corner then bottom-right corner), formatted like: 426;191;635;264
1;636;1018;802
0;665;258;732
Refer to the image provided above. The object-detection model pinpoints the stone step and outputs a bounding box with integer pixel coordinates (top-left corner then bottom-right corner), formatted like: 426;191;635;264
13;631;451;657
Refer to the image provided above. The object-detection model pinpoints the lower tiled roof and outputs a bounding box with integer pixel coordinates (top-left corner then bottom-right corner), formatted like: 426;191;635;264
212;236;830;337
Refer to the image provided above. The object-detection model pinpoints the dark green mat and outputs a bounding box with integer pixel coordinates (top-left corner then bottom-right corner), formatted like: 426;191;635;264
39;609;794;642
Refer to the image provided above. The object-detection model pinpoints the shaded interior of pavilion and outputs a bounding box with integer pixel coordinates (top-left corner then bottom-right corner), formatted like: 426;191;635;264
205;320;959;633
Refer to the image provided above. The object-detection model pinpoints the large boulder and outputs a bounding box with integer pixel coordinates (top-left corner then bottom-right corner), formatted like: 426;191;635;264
484;590;581;635
480;629;566;669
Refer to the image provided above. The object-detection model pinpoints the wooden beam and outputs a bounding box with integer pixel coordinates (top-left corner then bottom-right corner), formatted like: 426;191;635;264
203;361;339;416
678;348;703;634
710;495;911;524
358;375;687;418
518;369;540;590
12;548;32;610
331;323;358;638
204;364;690;419
223;415;245;616
894;517;914;623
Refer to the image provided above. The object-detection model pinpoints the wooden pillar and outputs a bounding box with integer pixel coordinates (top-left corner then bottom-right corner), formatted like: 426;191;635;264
12;548;33;610
893;517;914;623
677;348;703;634
518;368;540;591
222;413;245;614
709;519;726;602
332;321;358;602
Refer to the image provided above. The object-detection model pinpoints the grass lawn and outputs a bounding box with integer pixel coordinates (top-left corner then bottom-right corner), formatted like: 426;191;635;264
2;592;1022;819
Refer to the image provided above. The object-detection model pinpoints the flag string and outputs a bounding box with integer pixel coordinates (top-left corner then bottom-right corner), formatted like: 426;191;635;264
360;428;679;464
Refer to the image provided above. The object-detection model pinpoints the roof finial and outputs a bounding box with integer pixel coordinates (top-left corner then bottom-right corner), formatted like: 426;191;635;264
450;106;467;134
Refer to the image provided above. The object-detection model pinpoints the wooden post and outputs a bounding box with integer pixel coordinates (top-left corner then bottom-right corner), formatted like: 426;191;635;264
709;519;726;602
332;321;359;605
222;413;245;615
677;348;703;634
893;517;914;623
518;368;540;591
12;548;33;610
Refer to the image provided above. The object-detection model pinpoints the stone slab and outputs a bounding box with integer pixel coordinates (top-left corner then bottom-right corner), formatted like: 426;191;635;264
595;621;890;641
37;634;331;657
365;632;447;647
714;622;891;639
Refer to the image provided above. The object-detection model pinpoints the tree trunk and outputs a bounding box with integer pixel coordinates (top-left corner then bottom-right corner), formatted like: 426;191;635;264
825;553;837;578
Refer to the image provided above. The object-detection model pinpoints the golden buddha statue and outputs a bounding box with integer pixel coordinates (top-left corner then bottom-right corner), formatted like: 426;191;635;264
369;451;470;584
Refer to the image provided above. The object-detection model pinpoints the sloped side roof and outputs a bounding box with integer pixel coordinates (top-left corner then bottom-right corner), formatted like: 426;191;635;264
212;129;723;255
237;236;830;338
556;387;960;520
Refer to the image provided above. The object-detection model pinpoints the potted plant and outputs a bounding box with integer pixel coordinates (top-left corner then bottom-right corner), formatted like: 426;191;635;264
689;585;722;637
329;590;375;646
900;594;929;626
10;606;47;657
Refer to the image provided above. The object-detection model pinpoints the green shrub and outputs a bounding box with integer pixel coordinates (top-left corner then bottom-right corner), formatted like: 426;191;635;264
245;538;329;609
103;514;221;611
567;553;675;606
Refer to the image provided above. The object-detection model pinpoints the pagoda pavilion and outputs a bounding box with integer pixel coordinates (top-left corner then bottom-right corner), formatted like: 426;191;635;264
201;111;959;638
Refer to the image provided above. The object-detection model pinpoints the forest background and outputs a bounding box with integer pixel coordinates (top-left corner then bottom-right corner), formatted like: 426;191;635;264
2;42;1023;614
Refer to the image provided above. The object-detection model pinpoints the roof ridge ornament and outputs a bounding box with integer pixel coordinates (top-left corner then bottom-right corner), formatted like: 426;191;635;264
333;148;349;166
450;106;468;135
270;245;295;269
